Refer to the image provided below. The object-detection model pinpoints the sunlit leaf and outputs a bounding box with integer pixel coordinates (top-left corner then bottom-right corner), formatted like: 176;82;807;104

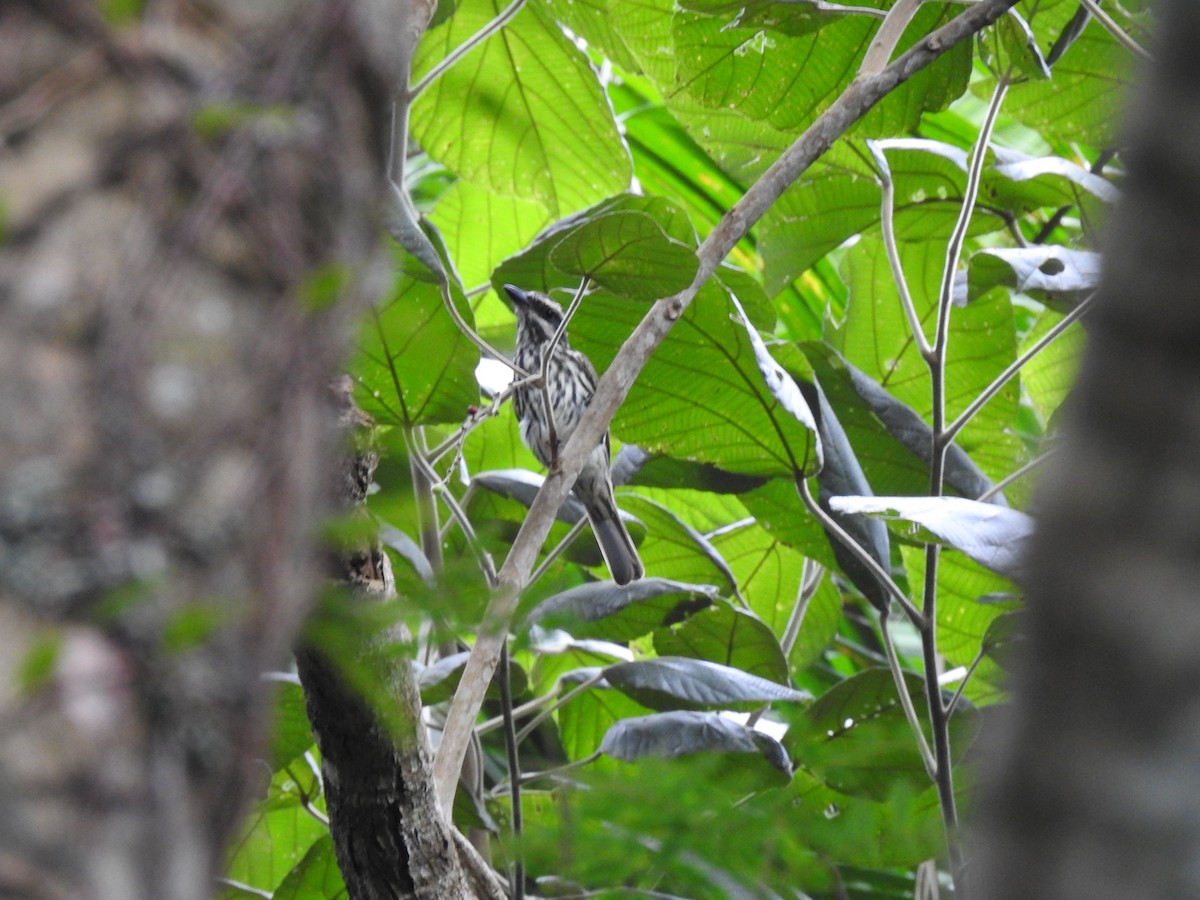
411;0;630;216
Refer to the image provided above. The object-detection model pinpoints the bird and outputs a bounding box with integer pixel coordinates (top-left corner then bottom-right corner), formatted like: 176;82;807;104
503;283;644;586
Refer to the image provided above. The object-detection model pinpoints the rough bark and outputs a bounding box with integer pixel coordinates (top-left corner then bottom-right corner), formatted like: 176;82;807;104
297;384;503;900
0;2;387;896
969;2;1200;896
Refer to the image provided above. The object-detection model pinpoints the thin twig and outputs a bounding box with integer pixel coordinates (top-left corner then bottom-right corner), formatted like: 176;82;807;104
527;519;588;586
516;671;607;745
408;0;529;100
879;611;938;779
919;73;1010;900
1077;0;1152;61
797;477;926;627
945;647;986;718
410;443;498;585
498;641;525;900
976;446;1059;503
933;76;1009;362
870;142;932;357
944;293;1093;444
779;561;823;659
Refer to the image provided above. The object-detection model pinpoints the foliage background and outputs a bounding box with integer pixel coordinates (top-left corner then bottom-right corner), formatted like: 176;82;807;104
220;0;1146;896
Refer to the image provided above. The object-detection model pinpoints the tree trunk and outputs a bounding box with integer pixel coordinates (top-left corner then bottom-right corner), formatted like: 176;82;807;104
0;2;388;896
969;2;1200;896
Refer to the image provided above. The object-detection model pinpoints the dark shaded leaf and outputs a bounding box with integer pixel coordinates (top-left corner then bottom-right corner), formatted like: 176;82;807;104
604;657;809;711
549;209;698;299
525;578;721;643
600;710;792;778
655;599;789;685
612;445;769;494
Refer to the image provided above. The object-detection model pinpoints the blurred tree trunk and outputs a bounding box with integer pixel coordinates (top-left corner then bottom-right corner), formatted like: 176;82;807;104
0;2;434;897
970;1;1200;896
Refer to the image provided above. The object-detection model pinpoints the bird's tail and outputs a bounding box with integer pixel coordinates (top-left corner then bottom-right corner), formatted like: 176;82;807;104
585;485;644;586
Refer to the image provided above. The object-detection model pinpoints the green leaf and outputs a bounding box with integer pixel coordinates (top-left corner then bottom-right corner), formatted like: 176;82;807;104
789;668;975;800
17;632;61;694
268;679;316;770
525;577;720;643
428;181;551;291
672;12;873;132
654;602;790;685
708;521;807;635
573;280;820;477
786;770;945;869
617;494;740;595
412;0;631;216
984;1;1136;146
604;657;810;710
225;786;328;893
558;681;654;763
831;236;1022;484
273;834;346;900
1020;307;1084;425
978;9;1051;81
544;0;642;72
492;193;700;303
352;245;480;427
901;545;1019;704
549;210;698;298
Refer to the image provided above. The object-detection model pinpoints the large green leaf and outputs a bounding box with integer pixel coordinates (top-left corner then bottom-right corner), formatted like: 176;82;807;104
900;545;1019;704
224;776;328;893
411;0;631;216
548;209;698;298
989;0;1137;147
617;494;739;595
273;835;345;900
572;279;818;477
352;247;480;427
653;600;790;685
428;180;551;292
1020;306;1084;426
830;236;1023;483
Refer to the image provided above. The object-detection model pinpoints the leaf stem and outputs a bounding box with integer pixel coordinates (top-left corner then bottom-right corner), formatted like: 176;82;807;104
870;141;932;357
796;477;926;627
408;0;529;101
1077;0;1152;61
944;293;1092;445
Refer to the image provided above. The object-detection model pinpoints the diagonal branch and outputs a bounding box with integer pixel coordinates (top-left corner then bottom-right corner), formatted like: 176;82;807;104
431;0;1023;815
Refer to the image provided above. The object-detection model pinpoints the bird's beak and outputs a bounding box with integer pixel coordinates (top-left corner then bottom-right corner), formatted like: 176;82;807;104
503;283;529;307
